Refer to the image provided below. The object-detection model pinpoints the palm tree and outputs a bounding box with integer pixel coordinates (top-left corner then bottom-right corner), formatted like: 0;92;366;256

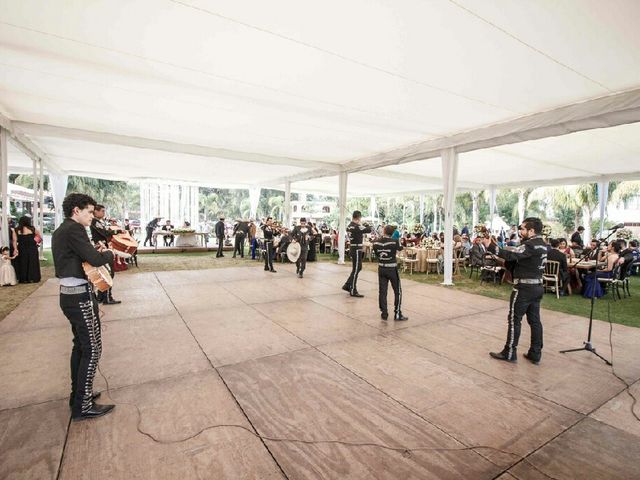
268;195;284;220
610;181;640;206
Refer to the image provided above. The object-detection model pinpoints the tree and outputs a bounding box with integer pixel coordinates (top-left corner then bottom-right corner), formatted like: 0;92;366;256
610;181;640;206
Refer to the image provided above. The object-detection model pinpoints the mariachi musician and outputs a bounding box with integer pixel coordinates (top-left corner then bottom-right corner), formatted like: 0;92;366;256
261;217;277;273
51;193;116;421
342;210;372;297
90;204;122;304
291;217;312;278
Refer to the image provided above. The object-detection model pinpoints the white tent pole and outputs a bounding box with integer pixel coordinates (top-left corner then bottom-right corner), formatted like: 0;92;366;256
597;180;609;237
441;148;459;286
432;198;438;232
489;186;497;234
0;127;8;247
472;191;479;230
139;183;146;228
419;194;425;226
517;189;526;226
32;157;38;225
369;195;376;223
338;172;347;265
38;159;44;258
192;186;198;228
284;181;291;228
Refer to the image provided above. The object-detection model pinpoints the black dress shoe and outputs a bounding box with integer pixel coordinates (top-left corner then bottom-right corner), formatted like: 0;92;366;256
103;298;122;305
298;273;303;278
350;292;364;298
523;353;540;365
72;403;115;421
381;312;388;320
270;269;277;273
394;313;409;321
69;391;101;407
489;351;517;363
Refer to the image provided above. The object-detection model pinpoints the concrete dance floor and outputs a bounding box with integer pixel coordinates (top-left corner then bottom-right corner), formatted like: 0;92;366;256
1;262;639;479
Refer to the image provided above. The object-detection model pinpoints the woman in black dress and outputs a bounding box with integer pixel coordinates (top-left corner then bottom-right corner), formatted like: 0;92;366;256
15;216;41;283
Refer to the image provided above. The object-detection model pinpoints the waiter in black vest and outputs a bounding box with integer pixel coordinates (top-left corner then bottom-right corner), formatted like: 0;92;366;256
342;210;371;297
215;216;225;258
490;217;547;365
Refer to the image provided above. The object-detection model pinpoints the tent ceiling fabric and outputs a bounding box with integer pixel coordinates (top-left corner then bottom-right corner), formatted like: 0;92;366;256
1;0;639;194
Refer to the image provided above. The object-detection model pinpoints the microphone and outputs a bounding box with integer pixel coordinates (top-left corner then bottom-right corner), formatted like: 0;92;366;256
609;223;625;230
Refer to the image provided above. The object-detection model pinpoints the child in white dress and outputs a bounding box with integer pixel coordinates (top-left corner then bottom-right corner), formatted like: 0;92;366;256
1;247;18;286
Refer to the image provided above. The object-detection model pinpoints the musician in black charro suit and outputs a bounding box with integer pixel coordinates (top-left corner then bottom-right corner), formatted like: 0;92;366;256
342;210;372;297
261;217;277;273
291;217;312;278
52;193;116;421
90;205;121;305
373;225;408;321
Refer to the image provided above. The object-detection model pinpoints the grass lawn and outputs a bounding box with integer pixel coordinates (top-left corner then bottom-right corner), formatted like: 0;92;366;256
315;253;640;329
2;249;638;329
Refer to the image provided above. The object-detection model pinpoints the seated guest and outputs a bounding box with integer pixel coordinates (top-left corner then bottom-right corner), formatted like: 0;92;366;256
548;239;570;295
557;238;575;259
461;234;472;256
391;226;400;240
506;233;519;247
469;237;486;267
616;239;637;273
582;241;620;298
453;234;463;250
627;240;639;275
487;235;498;254
161;220;174;246
496;235;505;248
581;239;599;259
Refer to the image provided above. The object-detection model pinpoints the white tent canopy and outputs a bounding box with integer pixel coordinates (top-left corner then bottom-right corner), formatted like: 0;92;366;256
2;0;640;277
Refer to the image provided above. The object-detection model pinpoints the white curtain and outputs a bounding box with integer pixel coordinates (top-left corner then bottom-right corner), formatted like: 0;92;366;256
49;172;68;228
249;186;261;220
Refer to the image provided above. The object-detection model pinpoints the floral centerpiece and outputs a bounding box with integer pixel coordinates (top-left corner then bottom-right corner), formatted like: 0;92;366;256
616;228;633;240
473;225;489;238
412;223;425;235
421;236;441;249
172;228;196;234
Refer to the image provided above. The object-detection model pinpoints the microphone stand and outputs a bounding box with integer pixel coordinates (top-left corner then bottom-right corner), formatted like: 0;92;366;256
559;228;619;365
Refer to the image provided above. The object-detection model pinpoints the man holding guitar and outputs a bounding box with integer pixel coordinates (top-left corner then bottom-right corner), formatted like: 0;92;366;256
52;193;116;421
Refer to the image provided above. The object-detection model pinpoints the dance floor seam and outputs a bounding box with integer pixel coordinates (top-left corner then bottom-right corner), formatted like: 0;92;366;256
1;262;639;480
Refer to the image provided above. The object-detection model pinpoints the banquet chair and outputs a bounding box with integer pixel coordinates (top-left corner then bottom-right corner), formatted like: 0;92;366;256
543;260;560;299
425;249;440;276
400;252;419;275
598;265;623;301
